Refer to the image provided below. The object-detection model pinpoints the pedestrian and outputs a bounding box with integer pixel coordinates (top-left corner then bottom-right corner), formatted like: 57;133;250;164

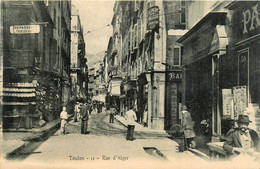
143;104;148;127
60;106;69;135
79;102;89;134
223;115;260;159
25;103;33;129
181;105;196;149
74;102;80;122
125;107;137;141
89;102;93;115
109;104;116;123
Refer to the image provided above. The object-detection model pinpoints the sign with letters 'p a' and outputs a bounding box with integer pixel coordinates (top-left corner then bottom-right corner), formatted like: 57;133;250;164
10;25;40;34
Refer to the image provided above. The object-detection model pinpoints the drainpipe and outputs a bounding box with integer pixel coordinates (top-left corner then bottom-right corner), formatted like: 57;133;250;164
182;66;187;107
0;0;3;132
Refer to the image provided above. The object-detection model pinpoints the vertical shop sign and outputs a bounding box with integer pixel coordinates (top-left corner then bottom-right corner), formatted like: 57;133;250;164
233;86;247;117
0;1;3;131
166;82;178;124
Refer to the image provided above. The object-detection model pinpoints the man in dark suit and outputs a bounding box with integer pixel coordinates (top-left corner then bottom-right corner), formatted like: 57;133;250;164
79;102;89;134
223;115;260;158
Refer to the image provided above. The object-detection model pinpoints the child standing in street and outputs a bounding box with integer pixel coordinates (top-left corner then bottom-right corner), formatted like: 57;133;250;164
60;106;69;135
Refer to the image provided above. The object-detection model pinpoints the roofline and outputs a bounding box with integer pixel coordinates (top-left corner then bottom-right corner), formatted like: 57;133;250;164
177;12;227;43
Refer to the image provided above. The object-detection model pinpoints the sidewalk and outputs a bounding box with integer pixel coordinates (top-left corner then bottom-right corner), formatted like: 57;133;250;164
114;115;167;134
2;119;61;158
114;114;210;160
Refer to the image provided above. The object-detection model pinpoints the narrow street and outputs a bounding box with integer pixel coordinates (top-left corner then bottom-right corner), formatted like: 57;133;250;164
4;111;204;168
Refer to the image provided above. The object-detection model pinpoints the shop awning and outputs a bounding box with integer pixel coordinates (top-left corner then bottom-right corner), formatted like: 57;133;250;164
210;25;228;55
3;92;36;97
110;82;121;96
119;94;126;99
176;12;228;65
124;80;136;92
92;94;106;102
137;73;148;85
109;78;122;96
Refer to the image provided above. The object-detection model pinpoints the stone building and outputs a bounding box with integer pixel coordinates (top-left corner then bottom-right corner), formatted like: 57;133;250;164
106;0;188;130
2;1;71;129
177;1;260;143
70;5;87;103
88;60;104;101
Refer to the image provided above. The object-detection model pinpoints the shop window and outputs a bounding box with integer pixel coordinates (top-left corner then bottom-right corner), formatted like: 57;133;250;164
238;48;249;86
173;47;181;66
54;8;56;25
148;0;156;8
180;1;186;24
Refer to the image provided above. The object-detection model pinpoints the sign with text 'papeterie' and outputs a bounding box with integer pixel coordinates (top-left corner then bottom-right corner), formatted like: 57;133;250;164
10;25;40;34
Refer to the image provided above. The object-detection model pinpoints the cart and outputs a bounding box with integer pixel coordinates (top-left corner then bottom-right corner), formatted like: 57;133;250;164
167;124;188;152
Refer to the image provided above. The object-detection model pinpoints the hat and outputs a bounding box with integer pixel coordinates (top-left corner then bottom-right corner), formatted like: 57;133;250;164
236;115;252;123
181;105;187;111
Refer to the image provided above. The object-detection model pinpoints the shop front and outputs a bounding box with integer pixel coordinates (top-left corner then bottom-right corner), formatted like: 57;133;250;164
137;73;148;123
124;79;137;111
108;77;122;111
177;12;229;140
226;1;260;135
165;70;182;130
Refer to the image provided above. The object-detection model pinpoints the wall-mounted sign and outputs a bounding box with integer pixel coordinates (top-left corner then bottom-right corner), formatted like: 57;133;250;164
167;71;182;82
242;3;260;34
148;6;159;30
10;25;40;34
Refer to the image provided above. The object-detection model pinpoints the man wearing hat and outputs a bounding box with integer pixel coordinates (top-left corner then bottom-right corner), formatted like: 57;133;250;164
181;105;196;149
79;102;89;134
223;115;260;157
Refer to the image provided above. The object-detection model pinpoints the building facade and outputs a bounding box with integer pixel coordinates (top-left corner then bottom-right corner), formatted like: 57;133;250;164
70;5;87;103
2;1;71;129
106;0;188;130
88;60;105;102
177;1;260;141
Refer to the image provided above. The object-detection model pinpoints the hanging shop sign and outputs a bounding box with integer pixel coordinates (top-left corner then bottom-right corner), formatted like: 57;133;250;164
110;81;121;96
167;71;182;82
10;25;40;34
147;6;159;31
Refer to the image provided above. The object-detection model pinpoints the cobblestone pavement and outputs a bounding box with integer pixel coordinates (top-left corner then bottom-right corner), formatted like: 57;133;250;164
2;112;210;169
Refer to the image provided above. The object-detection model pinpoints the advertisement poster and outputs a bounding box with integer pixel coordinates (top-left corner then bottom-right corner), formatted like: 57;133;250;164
222;89;233;118
233;86;247;117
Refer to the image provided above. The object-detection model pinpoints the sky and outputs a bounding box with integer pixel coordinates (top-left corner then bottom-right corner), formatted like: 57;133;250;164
72;0;115;55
